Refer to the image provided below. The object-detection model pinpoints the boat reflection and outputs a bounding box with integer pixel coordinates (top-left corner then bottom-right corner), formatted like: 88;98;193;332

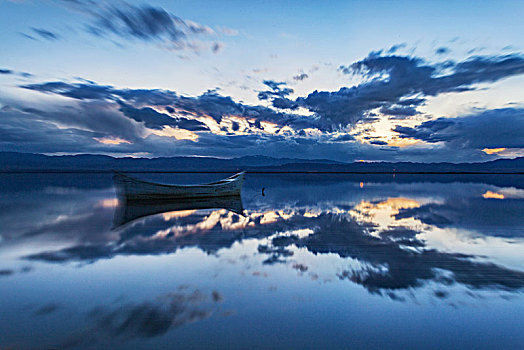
113;195;244;229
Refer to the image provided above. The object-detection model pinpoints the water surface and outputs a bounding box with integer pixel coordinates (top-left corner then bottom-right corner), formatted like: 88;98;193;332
1;173;523;349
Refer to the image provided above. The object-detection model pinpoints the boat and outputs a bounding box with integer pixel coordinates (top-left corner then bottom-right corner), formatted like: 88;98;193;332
113;171;245;201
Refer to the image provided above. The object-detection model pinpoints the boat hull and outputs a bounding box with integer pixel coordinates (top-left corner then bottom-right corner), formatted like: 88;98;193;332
113;172;245;201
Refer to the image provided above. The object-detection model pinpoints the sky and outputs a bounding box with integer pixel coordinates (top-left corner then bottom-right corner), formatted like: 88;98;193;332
1;0;524;162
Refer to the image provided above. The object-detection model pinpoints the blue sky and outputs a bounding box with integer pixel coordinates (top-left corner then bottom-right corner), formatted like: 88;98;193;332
1;0;524;162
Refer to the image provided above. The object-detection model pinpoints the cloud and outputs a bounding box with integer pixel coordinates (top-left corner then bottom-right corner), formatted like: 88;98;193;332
57;1;217;52
379;105;418;118
393;108;524;152
387;43;407;53
369;140;388;145
0;69;13;75
21;81;317;131
23;81;115;100
257;80;294;100
0;101;149;155
216;26;238;36
295;52;524;129
21;51;524;136
293;73;309;81
118;102;209;131
331;134;355;142
10;47;524;161
211;42;224;53
435;46;450;55
30;27;60;40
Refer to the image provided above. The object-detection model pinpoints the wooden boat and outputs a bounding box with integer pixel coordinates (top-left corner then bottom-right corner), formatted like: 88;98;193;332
113;171;245;201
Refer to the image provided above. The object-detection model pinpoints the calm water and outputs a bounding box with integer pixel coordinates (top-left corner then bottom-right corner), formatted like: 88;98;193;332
1;173;523;349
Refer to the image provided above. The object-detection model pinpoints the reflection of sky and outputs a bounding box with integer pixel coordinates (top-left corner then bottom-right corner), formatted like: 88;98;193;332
1;174;524;348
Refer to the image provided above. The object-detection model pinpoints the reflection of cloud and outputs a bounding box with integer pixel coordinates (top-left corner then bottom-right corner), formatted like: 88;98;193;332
350;197;421;233
33;303;60;316
24;200;524;297
162;210;197;220
58;289;219;348
271;213;524;293
395;190;524;237
8;176;524;299
96;198;120;208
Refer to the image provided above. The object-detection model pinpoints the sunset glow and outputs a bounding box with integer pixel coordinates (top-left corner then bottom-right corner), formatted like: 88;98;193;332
482;148;507;155
483;191;505;199
93;137;131;145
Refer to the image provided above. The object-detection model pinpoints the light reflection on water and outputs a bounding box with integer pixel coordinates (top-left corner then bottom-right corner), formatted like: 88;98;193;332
0;173;523;349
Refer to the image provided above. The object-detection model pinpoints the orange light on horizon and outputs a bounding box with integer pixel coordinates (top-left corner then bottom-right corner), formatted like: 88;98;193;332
482;148;506;155
359;182;364;188
482;191;505;199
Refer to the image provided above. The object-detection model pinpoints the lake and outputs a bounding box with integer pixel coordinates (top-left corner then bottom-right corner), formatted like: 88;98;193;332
1;173;523;349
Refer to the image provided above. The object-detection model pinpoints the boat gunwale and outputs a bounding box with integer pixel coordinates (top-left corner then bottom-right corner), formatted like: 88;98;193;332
113;171;245;189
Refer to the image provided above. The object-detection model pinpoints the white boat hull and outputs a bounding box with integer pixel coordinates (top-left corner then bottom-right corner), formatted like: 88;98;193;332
113;172;245;201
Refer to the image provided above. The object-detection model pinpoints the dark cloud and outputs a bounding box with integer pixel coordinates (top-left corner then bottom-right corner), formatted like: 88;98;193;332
0;103;146;155
436;47;450;55
379;105;418;118
59;1;215;52
22;82;115;100
20;32;37;40
0;69;13;75
298;52;524;129
387;43;407;53
22;81;317;130
369;140;388;145
211;42;223;53
118;102;208;131
257;80;294;101
271;97;299;110
331;134;355;142
11;49;524;161
31;27;60;40
293;73;309;81
393;108;524;150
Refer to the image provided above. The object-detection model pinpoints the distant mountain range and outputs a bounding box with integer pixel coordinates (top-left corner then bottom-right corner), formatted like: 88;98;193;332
0;152;523;173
